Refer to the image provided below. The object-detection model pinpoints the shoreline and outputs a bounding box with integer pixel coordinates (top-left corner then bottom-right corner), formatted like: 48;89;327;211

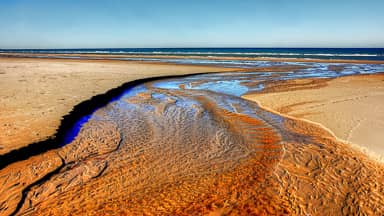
1;52;384;64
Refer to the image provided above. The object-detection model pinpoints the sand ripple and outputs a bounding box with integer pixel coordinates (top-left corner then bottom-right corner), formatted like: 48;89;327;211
1;75;384;215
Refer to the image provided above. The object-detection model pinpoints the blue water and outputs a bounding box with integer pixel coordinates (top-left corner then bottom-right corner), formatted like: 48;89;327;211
1;48;384;61
153;62;384;97
60;85;148;146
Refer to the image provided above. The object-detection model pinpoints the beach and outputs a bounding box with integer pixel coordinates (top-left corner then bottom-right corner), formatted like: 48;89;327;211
1;0;384;214
1;55;384;215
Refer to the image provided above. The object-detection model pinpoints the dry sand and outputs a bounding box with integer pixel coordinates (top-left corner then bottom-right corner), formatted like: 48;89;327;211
0;57;236;155
243;73;384;159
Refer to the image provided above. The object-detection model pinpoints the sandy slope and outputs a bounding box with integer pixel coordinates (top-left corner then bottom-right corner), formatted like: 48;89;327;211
243;73;384;159
0;57;235;155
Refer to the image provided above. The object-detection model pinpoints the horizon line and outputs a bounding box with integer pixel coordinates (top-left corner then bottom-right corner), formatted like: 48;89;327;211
1;47;384;50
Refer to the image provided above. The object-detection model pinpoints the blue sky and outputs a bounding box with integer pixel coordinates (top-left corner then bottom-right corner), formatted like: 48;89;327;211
0;0;383;48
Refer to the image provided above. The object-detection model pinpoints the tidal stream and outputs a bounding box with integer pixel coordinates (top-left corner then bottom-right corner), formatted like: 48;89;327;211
63;60;384;145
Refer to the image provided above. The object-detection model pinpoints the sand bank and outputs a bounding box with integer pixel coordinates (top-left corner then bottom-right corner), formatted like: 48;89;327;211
243;73;384;159
0;57;236;155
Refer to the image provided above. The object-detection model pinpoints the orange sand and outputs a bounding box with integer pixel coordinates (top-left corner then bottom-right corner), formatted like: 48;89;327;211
1;86;383;215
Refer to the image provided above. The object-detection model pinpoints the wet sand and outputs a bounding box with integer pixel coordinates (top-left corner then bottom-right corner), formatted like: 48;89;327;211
2;52;384;64
243;73;384;159
1;56;384;215
0;57;236;155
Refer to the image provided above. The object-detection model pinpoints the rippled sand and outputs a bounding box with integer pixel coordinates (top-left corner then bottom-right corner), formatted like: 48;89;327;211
2;79;384;215
1;57;384;215
0;57;235;154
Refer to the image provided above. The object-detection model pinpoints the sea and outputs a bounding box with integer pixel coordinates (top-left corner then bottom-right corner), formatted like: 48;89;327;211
1;48;384;61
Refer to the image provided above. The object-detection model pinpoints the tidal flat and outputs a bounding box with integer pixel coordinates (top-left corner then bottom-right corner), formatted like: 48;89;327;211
1;55;384;215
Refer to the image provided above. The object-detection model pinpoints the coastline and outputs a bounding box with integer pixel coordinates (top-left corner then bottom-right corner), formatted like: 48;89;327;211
1;52;384;64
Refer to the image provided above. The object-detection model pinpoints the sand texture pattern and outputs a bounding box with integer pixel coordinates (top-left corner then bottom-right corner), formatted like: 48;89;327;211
0;57;235;154
1;78;384;215
1;57;384;215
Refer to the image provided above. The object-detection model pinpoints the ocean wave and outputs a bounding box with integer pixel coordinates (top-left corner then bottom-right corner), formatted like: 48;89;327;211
105;51;380;57
0;50;380;57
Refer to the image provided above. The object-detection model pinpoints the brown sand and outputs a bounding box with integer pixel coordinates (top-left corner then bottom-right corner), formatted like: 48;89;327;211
0;57;236;155
243;73;384;159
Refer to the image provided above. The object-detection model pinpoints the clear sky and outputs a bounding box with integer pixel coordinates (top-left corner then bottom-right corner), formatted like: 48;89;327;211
0;0;383;48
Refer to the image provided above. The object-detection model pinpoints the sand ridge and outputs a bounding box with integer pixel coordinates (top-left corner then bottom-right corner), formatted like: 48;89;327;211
243;73;384;161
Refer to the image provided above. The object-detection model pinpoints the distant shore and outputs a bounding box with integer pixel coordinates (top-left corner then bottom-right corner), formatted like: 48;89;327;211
1;52;384;64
